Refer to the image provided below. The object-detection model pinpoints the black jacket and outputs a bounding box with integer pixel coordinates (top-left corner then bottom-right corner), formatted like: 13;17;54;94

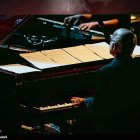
94;55;140;134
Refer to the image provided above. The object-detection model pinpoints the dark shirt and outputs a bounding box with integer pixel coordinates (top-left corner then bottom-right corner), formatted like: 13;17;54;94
92;15;131;34
94;55;140;133
94;15;131;28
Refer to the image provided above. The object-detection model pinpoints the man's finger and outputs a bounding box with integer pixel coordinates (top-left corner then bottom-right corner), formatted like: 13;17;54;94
81;25;88;31
64;17;69;25
74;18;80;26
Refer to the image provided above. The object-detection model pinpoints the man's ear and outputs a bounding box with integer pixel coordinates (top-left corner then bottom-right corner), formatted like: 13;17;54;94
112;42;116;52
111;42;117;56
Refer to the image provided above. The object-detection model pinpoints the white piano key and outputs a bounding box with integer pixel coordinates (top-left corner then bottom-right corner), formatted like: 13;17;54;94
35;102;79;112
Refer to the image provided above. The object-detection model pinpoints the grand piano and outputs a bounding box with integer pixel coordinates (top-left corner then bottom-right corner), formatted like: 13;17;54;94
0;15;117;134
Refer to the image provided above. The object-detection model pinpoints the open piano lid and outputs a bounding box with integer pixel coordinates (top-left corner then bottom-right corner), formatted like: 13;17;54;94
0;15;96;52
0;15;30;44
0;15;110;74
0;16;35;65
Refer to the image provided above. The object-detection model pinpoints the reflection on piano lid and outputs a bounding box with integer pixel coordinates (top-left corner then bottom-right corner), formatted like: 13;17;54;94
37;17;104;37
0;16;105;51
37;17;94;40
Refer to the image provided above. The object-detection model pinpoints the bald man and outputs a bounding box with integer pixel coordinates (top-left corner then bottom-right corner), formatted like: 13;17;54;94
94;28;140;134
72;28;140;134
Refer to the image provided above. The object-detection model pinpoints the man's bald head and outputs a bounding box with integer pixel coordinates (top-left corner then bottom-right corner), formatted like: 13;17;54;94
110;28;137;56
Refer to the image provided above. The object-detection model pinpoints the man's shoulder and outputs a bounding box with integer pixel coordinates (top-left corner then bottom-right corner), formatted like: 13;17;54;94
99;58;140;74
99;63;113;73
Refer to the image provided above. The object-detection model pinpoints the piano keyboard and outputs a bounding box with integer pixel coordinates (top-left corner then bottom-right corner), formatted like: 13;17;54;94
33;102;79;113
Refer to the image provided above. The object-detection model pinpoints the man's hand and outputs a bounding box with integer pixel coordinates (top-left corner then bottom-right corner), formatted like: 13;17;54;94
64;15;83;26
64;14;92;26
71;97;85;104
79;22;98;31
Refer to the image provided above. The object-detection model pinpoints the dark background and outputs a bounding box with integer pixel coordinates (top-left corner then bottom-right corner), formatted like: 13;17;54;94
0;0;140;14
